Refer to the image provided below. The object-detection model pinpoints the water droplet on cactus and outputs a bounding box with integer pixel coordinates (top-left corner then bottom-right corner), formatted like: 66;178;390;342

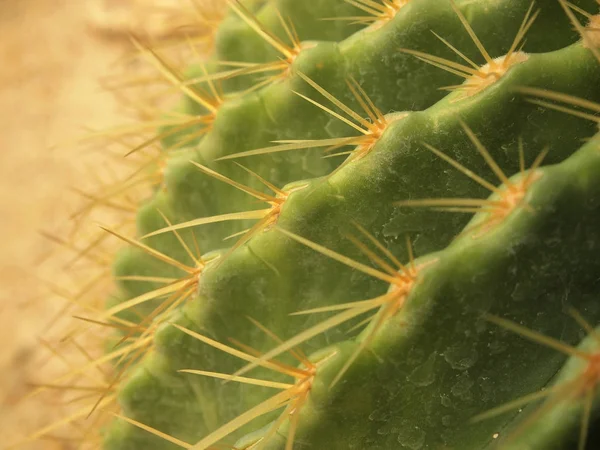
442;415;454;427
397;424;425;450
407;352;437;386
451;372;474;400
443;344;478;370
440;393;452;408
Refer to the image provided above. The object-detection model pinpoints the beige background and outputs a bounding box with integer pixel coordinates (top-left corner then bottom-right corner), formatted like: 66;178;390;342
1;1;124;445
0;0;216;447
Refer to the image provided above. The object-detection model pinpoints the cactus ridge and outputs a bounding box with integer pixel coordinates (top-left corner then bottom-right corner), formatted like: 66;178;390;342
18;1;600;450
109;0;600;447
476;314;600;450
112;131;600;449
330;0;410;28
110;67;596;450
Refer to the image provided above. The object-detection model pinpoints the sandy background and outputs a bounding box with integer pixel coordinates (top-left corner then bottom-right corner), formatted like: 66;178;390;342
0;1;127;445
0;0;218;447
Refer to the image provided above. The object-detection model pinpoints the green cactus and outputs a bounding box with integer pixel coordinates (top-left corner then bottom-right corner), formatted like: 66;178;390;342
23;0;600;449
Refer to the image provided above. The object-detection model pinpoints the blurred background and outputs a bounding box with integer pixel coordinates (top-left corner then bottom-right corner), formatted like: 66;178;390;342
0;0;218;446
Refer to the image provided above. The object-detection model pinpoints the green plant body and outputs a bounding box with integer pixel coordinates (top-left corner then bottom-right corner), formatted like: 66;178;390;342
37;0;600;449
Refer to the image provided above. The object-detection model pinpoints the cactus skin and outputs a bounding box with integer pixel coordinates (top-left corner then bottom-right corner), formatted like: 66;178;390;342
55;0;600;449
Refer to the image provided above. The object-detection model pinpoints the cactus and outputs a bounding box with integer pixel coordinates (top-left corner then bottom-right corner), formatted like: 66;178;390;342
21;1;600;450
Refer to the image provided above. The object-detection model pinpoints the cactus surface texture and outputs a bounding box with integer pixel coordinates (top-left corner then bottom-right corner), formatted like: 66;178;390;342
22;1;600;450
